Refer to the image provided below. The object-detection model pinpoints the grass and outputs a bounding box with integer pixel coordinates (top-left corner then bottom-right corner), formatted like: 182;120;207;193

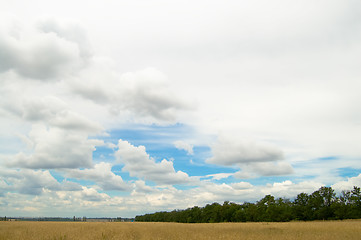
0;220;361;240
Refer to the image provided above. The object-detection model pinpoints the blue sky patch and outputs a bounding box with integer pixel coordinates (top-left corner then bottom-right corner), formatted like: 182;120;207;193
335;167;361;178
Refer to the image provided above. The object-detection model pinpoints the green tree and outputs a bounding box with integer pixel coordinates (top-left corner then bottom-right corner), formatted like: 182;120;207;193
257;195;275;221
233;206;247;222
309;186;336;220
294;192;311;220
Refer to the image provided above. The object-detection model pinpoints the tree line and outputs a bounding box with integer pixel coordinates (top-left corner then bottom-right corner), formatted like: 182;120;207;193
135;186;361;223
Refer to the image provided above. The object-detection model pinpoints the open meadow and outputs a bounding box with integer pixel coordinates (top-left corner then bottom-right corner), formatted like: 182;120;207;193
1;220;361;240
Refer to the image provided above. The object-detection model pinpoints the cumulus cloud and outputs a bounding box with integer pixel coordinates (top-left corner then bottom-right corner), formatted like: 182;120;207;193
0;19;87;80
37;18;93;61
261;180;324;198
0;1;360;218
0;175;331;217
183;180;323;206
79;186;110;202
332;174;361;192
118;68;188;121
0;168;81;195
174;140;194;155
65;162;130;191
133;180;158;194
193;182;260;204
7;124;103;169
0;18;189;124
115;139;196;185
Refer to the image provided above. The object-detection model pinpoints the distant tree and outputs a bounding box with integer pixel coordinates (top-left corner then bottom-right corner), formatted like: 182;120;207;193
233;205;247;222
272;198;293;222
309;186;336;220
256;195;276;221
244;203;258;222
332;190;350;220
349;186;361;218
294;192;311;220
135;186;361;223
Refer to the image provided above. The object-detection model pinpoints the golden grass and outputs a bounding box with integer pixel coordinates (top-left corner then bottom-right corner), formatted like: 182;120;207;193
1;220;361;240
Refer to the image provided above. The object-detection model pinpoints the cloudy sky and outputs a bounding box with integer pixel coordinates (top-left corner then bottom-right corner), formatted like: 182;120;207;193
1;0;361;218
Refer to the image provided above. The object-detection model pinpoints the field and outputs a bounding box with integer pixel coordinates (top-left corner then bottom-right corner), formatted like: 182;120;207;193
1;220;361;240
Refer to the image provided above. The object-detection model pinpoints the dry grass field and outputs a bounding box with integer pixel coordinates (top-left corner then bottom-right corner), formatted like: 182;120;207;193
1;220;361;240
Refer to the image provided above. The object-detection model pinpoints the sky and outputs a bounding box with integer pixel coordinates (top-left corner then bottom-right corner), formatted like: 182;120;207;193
0;0;361;218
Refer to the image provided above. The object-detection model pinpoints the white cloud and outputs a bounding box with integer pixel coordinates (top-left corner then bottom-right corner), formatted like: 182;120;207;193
206;136;284;166
231;182;254;190
69;66;190;123
0;168;81;195
332;174;361;192
0;93;104;136
206;173;233;181
115;139;196;185
233;162;294;179
22;206;39;212
79;186;110;202
65;162;130;191
174;140;194;155
0;175;347;217
261;180;323;199
0;18;189;126
233;171;252;179
7;124;103;169
193;182;260;204
133;180;157;194
0;19;86;80
205;135;293;177
21;96;103;133
0;0;361;218
37;18;93;61
248;161;294;177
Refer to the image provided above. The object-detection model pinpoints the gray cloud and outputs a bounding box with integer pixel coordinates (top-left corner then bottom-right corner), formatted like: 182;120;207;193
37;19;93;61
234;161;294;178
250;161;294;176
0;168;82;195
0;0;360;217
0;81;104;136
21;96;103;133
206;137;284;166
1;18;190;124
206;136;294;178
0;19;89;80
68;66;191;123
